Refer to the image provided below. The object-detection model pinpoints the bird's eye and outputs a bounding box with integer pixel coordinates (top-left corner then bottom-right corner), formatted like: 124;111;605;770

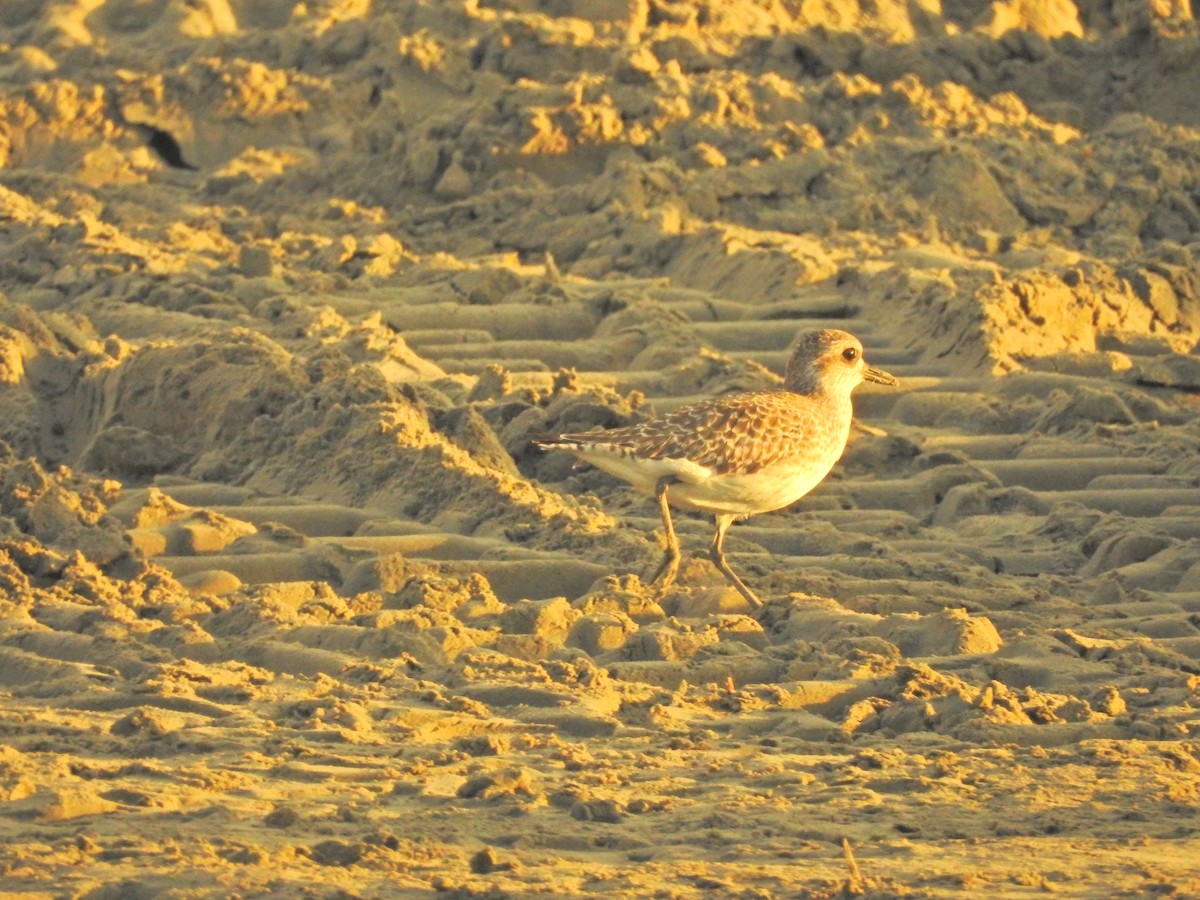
842;347;859;362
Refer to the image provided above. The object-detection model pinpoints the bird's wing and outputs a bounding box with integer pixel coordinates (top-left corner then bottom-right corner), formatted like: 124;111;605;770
544;392;825;476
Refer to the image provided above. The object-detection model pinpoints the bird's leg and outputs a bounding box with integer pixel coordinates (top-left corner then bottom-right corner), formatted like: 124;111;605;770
710;514;763;609
647;476;681;592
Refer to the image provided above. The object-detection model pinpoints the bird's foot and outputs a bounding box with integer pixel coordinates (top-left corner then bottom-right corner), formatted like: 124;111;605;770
715;565;763;613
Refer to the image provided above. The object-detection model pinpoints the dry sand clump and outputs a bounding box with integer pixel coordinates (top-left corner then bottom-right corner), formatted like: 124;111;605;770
1;0;1200;897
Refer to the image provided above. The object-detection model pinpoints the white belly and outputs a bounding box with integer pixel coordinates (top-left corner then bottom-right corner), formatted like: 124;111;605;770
667;459;838;515
577;449;839;516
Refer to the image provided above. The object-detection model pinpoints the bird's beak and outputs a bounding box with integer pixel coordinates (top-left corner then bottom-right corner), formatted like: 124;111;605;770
864;365;898;386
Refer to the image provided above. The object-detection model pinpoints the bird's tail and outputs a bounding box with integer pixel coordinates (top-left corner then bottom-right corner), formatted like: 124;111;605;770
530;433;583;450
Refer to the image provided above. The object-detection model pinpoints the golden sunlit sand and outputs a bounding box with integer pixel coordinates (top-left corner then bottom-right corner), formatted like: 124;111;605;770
1;1;1199;897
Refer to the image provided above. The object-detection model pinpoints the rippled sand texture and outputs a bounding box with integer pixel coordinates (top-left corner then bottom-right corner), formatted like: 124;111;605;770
1;1;1200;897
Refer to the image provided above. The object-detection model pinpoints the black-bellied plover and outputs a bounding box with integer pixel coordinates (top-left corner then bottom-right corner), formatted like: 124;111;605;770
533;329;897;609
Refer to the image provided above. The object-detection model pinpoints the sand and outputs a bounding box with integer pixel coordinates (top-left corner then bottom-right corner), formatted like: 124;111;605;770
1;0;1199;897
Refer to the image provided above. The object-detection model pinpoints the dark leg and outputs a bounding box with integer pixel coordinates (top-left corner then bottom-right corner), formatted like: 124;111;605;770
709;514;762;609
647;476;681;592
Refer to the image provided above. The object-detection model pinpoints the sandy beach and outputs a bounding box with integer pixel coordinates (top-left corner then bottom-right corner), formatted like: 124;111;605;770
1;0;1199;897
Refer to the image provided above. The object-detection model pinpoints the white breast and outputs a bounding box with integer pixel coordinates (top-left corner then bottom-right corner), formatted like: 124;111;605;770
666;457;840;515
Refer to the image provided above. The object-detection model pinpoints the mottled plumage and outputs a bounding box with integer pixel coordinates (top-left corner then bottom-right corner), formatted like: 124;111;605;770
533;329;897;609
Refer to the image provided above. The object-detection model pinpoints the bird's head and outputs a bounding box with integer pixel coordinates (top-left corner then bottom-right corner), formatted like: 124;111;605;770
784;329;898;397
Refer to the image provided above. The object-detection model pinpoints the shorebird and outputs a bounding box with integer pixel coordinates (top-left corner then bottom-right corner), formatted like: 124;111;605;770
532;329;897;609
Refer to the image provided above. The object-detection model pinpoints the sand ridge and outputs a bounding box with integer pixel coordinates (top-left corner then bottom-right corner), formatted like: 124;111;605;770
1;0;1200;897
